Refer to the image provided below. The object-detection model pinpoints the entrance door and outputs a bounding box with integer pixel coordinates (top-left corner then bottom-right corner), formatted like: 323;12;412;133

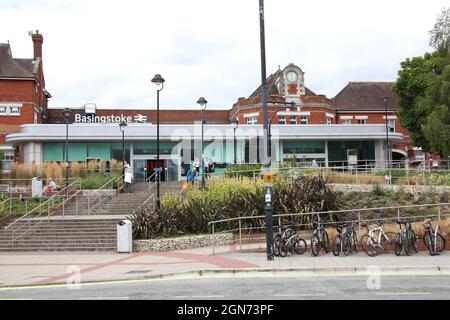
146;160;166;181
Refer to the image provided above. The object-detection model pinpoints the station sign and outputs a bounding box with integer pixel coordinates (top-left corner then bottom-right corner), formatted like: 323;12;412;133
74;113;148;124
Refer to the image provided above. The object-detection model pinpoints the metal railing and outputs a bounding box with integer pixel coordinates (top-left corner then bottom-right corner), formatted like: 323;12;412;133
87;175;121;214
4;179;82;244
208;202;450;254
126;172;158;218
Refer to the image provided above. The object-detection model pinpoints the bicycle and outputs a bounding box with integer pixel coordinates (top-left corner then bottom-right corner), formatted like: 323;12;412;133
273;224;307;257
423;219;446;256
394;220;417;256
360;222;396;257
333;222;358;256
310;217;330;256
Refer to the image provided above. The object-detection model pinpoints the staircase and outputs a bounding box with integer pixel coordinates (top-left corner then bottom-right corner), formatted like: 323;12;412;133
0;181;182;252
0;217;118;252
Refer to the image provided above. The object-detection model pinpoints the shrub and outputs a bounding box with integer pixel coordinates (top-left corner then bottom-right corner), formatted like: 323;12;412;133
132;174;344;239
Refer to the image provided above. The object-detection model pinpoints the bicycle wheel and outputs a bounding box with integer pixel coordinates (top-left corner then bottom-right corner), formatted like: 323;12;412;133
322;231;330;253
279;239;288;257
423;231;434;256
273;235;282;257
310;234;320;256
394;233;403;256
332;235;341;256
294;237;307;255
436;232;446;253
380;232;396;254
361;234;378;257
342;233;352;256
404;234;411;256
410;229;418;253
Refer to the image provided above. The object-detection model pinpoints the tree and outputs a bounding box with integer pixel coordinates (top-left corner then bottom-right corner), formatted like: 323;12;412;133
430;7;450;53
393;8;450;158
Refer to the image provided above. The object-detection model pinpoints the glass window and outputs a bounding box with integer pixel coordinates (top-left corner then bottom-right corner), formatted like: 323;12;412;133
300;116;308;125
326;117;333;125
289;116;297;125
9;107;20;115
388;119;395;132
341;119;352;125
246;116;258;125
278;116;286;125
2;150;14;171
357;119;367;125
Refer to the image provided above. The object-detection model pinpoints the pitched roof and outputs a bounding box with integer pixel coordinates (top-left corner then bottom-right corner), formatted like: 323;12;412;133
334;82;398;111
248;69;316;99
0;43;36;78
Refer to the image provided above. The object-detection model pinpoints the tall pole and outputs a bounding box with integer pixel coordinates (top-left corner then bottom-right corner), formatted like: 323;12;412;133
65;118;69;193
122;129;125;177
385;99;389;168
201;108;205;189
259;0;273;261
156;88;161;209
233;126;237;164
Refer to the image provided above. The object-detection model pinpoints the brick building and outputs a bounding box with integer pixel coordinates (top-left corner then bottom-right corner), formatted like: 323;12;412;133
0;31;50;172
1;33;421;179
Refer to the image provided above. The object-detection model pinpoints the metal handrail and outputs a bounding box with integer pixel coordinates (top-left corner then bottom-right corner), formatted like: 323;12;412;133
88;175;120;212
5;178;81;230
208;202;450;226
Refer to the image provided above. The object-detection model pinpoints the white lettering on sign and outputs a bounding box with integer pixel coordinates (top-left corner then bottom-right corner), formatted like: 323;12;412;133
74;114;146;124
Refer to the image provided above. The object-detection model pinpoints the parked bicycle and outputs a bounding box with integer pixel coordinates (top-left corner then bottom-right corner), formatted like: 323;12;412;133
423;219;446;256
360;222;396;257
310;216;330;256
394;220;418;256
333;222;358;256
273;224;307;257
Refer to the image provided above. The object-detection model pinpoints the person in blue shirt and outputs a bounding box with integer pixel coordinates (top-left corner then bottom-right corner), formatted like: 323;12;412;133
186;167;198;185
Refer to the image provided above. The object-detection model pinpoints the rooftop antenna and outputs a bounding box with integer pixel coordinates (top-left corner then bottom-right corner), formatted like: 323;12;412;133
27;30;33;37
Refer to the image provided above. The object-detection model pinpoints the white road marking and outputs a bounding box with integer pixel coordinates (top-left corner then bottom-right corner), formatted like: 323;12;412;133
376;292;432;296
173;295;224;299
79;296;130;300
274;293;327;297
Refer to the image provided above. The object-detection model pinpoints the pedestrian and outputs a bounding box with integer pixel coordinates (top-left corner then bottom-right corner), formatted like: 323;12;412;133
124;166;133;193
186;167;198;186
105;160;111;176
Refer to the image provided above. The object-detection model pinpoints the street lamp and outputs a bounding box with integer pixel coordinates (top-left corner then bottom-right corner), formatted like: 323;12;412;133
119;121;127;178
268;101;296;159
151;74;165;210
383;96;390;168
63;107;72;193
231;119;239;164
197;97;207;189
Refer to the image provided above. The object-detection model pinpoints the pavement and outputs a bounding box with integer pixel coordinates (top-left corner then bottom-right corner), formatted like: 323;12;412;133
0;243;450;288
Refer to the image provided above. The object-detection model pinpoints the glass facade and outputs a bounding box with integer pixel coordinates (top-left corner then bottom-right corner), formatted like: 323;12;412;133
283;141;325;154
43;142;130;162
327;140;375;163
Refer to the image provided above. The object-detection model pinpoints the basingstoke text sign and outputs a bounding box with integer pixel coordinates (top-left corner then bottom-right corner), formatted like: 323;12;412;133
74;114;148;123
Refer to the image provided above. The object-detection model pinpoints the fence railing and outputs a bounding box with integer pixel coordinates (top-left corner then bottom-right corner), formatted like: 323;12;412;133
208;202;450;254
4;179;82;244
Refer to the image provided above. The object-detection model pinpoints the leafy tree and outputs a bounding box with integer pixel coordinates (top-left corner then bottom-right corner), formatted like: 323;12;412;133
393;8;450;158
430;7;450;53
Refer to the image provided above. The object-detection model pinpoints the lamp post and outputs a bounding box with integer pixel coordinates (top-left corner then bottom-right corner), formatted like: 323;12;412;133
231;120;239;164
197;97;207;189
268;101;296;159
151;74;165;210
383;96;390;168
119;121;127;178
63;108;72;193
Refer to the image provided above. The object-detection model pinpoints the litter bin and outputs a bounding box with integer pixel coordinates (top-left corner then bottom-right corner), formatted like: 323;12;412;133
32;177;43;198
117;220;132;253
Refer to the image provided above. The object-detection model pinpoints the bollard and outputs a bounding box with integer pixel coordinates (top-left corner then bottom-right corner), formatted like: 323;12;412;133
239;219;242;251
212;224;215;256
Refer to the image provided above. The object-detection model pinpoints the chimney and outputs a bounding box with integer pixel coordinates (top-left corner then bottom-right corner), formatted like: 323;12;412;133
31;30;43;59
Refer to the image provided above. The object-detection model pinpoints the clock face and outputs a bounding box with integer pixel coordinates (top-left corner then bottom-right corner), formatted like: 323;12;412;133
287;71;298;82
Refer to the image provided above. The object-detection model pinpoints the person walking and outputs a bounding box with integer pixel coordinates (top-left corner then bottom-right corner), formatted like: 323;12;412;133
124;166;133;193
186;167;198;186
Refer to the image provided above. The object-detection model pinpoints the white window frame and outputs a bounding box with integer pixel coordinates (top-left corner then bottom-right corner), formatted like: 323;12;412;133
326;117;333;125
289;116;297;125
341;119;352;125
388;119;395;132
2;149;14;171
0;104;22;116
356;119;367;125
278;115;286;125
300;115;308;125
246;116;258;125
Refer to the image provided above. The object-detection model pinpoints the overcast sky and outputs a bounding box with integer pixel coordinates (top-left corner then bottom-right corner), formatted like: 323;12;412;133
0;0;448;110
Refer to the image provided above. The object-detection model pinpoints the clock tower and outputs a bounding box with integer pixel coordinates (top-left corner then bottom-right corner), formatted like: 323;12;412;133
280;63;305;105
